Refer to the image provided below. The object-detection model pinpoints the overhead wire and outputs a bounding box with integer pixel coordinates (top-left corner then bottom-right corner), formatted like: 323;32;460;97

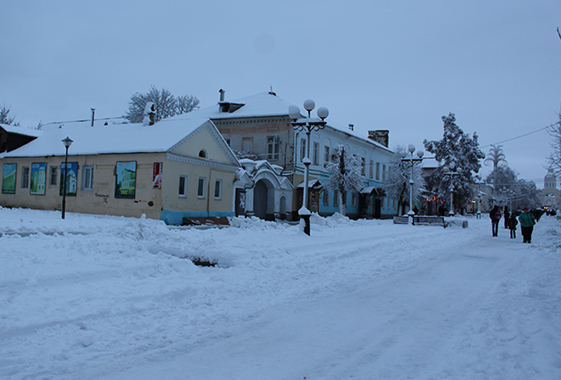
480;121;558;149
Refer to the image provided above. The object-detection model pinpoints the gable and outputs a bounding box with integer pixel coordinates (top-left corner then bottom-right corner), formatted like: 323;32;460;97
169;120;238;166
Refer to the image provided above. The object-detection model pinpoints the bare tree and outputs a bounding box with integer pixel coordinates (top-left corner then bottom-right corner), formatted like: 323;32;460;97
546;116;561;177
325;145;363;216
125;86;200;123
0;105;19;126
383;146;426;215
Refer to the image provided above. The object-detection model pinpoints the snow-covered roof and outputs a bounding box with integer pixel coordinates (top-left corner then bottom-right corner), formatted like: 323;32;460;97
0;117;214;158
172;92;393;152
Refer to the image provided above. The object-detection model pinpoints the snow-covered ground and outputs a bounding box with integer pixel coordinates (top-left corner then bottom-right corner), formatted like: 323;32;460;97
1;208;560;380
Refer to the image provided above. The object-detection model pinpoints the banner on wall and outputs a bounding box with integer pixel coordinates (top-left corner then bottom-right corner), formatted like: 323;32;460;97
153;162;163;189
2;163;17;194
115;161;136;198
59;162;78;196
30;163;47;195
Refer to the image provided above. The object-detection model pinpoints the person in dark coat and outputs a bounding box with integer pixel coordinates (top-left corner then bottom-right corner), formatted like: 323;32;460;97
490;205;501;237
519;207;536;243
508;213;518;239
503;206;510;229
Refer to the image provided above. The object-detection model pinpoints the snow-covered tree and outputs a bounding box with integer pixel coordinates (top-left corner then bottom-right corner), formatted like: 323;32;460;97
0;105;19;126
383;145;426;215
490;167;540;210
125;86;200;123
325;145;363;215
546;117;561;177
423;113;485;212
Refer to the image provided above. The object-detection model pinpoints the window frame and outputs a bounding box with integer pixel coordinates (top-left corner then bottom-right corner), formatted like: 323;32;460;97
197;177;206;198
50;166;58;186
267;135;280;160
21;166;30;189
214;179;222;200
313;142;319;165
179;175;187;197
82;165;94;191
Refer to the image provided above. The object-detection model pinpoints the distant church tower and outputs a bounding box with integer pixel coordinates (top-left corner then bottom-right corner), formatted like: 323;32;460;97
541;169;560;209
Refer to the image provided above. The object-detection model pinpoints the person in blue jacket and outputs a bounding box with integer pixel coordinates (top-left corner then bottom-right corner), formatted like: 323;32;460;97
519;207;536;243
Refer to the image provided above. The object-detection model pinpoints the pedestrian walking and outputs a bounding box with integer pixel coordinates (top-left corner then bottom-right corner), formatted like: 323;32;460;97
508;213;518;239
503;206;510;229
490;205;501;237
519;207;536;243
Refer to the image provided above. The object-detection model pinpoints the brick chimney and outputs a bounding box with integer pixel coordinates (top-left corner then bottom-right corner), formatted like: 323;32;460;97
143;102;156;126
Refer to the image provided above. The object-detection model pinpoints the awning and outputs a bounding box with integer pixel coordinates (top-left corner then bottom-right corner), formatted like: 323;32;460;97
360;186;386;196
360;186;377;195
297;179;324;190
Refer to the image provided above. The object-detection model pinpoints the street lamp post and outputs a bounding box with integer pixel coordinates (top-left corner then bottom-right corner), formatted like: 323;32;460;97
442;163;461;216
400;144;424;224
61;136;73;219
289;100;328;236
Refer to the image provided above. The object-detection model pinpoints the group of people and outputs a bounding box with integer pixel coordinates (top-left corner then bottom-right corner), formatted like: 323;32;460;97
489;206;536;243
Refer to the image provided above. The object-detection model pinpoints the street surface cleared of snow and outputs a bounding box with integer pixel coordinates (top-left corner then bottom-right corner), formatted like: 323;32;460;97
0;208;560;379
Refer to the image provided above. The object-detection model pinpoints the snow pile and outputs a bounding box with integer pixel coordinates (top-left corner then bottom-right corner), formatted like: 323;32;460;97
0;208;560;380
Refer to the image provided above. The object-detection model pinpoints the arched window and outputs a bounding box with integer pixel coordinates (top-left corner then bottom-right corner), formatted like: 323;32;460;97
199;150;207;158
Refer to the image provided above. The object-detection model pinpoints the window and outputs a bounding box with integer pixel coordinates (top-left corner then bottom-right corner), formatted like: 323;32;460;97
352;192;357;207
82;165;94;190
50;166;57;185
324;146;330;166
214;179;222;199
360;157;365;176
179;176;187;197
21;166;30;188
334;190;339;207
376;163;380;180
342;191;347;206
267;136;280;160
242;137;253;153
383;165;387;181
300;138;306;161
199;150;206;158
197;177;206;198
323;189;329;206
369;160;374;179
313;142;319;165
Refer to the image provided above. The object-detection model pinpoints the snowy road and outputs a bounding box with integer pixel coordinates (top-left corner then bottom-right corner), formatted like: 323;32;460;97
1;209;560;379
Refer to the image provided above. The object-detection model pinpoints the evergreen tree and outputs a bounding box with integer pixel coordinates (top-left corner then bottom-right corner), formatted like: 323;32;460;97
423;113;485;212
325;145;363;216
125;86;200;123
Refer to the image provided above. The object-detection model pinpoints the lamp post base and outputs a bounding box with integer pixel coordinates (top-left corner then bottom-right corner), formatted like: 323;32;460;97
301;215;310;236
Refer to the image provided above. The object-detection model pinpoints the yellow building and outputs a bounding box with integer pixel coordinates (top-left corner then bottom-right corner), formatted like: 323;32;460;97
541;169;560;210
0;118;241;225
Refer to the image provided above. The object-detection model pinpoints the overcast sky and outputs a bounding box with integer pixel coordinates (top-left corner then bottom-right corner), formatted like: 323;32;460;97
2;1;560;187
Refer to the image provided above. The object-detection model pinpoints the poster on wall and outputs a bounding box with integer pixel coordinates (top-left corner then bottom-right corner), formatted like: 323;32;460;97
59;162;78;196
2;163;17;194
153;162;163;189
115;161;136;198
30;163;47;195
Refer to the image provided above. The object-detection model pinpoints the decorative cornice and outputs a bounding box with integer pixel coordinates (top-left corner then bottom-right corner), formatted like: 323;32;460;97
165;153;239;171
